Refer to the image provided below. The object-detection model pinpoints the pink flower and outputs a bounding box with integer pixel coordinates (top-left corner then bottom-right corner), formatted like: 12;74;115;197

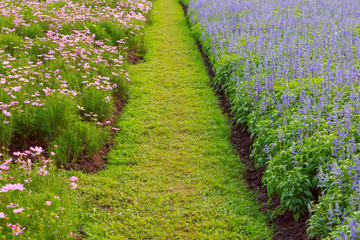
24;178;32;183
0;212;6;218
7;203;19;208
2;110;11;117
77;105;85;111
37;166;49;176
45;201;51;206
0;183;25;192
50;151;56;156
29;146;44;155
70;176;78;182
0;164;9;170
10;224;25;236
13;207;24;213
70;182;77;189
69;232;73;236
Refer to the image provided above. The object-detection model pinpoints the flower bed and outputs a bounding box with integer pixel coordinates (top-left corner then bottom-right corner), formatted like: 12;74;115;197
0;0;152;163
185;0;360;238
0;0;152;237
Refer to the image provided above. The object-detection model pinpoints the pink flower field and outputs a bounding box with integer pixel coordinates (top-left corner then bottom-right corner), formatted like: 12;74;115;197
0;0;152;238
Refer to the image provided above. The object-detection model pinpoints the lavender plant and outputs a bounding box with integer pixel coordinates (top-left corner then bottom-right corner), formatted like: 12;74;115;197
186;0;360;238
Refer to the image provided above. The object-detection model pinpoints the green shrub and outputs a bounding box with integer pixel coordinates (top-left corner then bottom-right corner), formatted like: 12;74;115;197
16;24;44;38
35;93;78;139
81;87;115;122
51;121;108;164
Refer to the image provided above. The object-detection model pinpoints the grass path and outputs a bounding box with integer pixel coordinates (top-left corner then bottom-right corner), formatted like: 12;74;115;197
77;0;272;239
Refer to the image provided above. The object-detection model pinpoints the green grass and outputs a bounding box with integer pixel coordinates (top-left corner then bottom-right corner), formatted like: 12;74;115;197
77;0;272;239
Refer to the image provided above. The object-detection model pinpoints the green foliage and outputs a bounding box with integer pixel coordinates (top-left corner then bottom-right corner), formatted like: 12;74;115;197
52;121;108;164
180;0;190;5
16;24;44;38
36;94;78;140
213;54;242;89
0;34;25;55
81;86;115;122
12;94;78;144
0;117;13;148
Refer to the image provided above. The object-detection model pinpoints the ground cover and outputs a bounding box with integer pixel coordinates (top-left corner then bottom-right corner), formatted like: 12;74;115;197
184;0;360;238
0;0;152;238
76;0;272;238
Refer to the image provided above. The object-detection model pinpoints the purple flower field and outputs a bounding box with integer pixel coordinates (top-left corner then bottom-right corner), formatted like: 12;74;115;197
187;0;360;238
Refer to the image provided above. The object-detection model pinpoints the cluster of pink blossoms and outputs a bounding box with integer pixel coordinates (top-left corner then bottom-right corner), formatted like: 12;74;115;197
0;0;152;128
0;147;78;236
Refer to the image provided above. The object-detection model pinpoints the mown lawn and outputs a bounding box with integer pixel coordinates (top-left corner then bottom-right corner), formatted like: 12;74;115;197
77;0;272;239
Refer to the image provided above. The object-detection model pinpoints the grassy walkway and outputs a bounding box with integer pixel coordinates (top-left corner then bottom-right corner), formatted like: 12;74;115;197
77;0;272;239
